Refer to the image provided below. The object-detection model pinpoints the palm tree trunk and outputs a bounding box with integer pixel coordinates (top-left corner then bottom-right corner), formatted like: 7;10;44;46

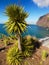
17;34;22;51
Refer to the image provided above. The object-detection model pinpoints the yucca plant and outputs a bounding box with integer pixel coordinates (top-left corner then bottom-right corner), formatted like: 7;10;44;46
6;35;41;65
40;50;48;65
7;45;24;65
3;36;10;46
22;35;41;57
4;4;28;51
3;39;8;46
22;35;34;57
41;50;48;61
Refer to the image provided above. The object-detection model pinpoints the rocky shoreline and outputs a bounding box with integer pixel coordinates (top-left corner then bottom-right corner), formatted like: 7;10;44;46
39;37;49;48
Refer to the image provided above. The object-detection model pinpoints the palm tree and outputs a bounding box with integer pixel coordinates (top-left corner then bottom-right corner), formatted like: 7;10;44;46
4;4;28;51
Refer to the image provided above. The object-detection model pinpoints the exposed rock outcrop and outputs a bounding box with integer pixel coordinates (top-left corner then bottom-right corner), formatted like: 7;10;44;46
37;13;49;28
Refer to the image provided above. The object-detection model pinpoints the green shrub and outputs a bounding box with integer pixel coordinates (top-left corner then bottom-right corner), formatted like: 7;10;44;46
6;35;41;65
40;50;48;65
22;35;40;57
41;50;48;61
3;35;18;45
3;37;10;46
3;39;8;46
6;45;23;65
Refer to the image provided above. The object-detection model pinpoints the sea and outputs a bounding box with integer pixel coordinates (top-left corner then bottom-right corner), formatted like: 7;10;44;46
0;24;49;39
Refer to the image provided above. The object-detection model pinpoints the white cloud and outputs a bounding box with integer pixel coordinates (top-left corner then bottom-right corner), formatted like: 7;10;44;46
33;0;49;7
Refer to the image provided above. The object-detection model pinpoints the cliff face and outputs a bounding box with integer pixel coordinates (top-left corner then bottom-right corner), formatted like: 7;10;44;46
37;13;49;28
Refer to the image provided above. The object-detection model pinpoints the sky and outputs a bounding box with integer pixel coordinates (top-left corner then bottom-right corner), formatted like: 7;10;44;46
0;0;49;24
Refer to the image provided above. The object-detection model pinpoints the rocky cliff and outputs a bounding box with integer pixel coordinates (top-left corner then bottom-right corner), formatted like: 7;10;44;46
37;13;49;28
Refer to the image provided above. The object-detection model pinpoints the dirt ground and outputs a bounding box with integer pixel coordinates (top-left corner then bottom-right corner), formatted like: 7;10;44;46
0;39;49;65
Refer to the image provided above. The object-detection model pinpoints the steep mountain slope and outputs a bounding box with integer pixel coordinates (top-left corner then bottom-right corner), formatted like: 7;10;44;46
37;13;49;28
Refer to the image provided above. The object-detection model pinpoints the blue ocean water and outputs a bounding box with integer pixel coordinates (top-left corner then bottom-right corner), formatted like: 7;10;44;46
0;24;49;38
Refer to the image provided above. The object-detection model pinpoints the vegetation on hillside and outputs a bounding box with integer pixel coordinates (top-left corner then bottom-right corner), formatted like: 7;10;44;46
2;4;41;65
6;35;41;65
4;4;28;51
